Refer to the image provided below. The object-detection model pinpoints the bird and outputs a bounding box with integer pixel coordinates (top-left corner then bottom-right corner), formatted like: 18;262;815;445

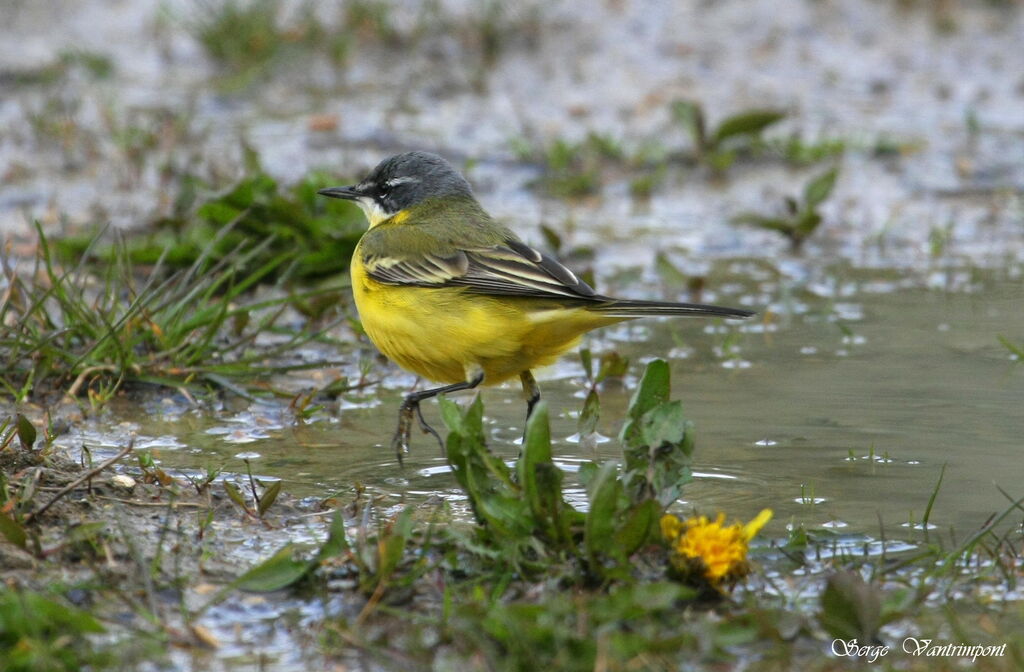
318;151;753;461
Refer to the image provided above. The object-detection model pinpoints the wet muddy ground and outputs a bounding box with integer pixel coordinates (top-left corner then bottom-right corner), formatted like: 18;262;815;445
2;0;1023;670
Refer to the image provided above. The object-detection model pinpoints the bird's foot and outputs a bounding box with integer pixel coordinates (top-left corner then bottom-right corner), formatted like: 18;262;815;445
414;403;444;454
391;399;445;465
391;403;415;465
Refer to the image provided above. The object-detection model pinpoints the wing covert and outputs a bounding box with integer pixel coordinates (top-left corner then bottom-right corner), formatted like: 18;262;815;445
362;237;599;302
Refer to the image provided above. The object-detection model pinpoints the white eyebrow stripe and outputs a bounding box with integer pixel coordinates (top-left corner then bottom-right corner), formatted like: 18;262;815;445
385;176;419;187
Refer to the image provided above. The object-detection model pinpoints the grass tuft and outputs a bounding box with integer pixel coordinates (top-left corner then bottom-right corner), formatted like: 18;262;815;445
0;221;348;405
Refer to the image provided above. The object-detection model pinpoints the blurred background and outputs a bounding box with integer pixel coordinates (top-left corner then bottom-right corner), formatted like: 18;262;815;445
2;0;1021;258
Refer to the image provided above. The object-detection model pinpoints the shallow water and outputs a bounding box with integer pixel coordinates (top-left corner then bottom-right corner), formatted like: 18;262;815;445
57;260;1023;544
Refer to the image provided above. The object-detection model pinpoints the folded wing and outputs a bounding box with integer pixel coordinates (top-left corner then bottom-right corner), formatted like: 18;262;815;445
362;236;753;319
363;238;598;301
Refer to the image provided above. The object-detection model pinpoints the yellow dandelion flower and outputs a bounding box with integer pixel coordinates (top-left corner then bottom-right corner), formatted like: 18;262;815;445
660;512;683;540
661;509;772;586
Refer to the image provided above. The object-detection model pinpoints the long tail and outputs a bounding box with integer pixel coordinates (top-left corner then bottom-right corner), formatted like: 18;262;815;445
589;298;754;319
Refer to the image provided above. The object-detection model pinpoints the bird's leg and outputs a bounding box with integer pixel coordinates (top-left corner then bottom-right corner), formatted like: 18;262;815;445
519;369;541;421
516;370;543;450
392;371;485;464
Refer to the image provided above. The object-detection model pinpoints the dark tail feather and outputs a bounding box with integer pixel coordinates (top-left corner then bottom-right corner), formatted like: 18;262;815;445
591;298;754;319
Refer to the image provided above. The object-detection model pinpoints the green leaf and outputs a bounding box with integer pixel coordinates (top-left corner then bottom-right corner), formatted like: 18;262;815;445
620;359;670;446
224;481;248;511
196;201;242;226
670;100;707;150
518;402;552;519
442;396;527;538
16;414;37;450
794;210;822;239
539;224;562;254
533;462;576;546
234;545;310;592
654;252;688;288
595;351;628;384
613;498;658;556
577;461;598;489
803;166;839;208
818;571;882;642
376;508;414;580
64;522;107;546
579;347;593;381
577;390;600;437
0;510;27;549
314;508;351;563
640;400;686;448
711;109;785;145
584;461;623;571
731;213;795;234
707;149;737;172
998;335;1024;361
257;480;282;515
438;395;464;434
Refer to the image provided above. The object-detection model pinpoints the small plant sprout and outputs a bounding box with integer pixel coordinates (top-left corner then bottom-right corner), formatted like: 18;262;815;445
997;335;1023;362
732;166;840;250
671;100;786;172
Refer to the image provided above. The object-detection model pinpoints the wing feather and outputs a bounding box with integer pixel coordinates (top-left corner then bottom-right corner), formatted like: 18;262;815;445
363;237;598;302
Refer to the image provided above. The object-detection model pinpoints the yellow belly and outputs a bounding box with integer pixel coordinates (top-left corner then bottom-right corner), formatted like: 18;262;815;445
351;259;619;385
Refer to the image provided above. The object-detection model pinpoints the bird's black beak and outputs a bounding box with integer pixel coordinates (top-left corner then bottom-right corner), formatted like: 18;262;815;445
317;185;362;201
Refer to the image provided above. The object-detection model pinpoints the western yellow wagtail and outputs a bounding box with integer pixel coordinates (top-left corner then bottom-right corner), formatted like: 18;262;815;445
319;152;753;459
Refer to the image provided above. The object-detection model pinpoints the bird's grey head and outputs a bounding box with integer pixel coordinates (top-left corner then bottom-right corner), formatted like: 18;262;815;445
317;152;473;226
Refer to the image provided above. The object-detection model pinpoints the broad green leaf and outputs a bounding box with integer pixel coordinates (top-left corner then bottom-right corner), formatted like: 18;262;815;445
654;252;688;288
518;402;552;522
620;359;670;446
64;522;107;546
670;100;707;149
818;571;882;642
577;390;600;437
803;166;839;208
534;461;577;546
196;201;243;226
640;400;686;448
0;511;27;549
584;461;622;568
439;396;464;434
377;508;413;579
315;508;351;563
795;210;822;238
613;498;659;556
257;480;282;515
539;224;562;254
595;351;628;384
577;461;598;489
224;481;248;510
16;414;36;450
707;149;737;172
711;109;785;144
731;213;795;234
579;347;593;381
234;545;309;592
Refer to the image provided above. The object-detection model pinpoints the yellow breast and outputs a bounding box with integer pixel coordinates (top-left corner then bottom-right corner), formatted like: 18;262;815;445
349;249;620;386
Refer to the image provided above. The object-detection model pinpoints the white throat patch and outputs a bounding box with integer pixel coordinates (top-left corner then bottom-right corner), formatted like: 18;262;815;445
357;197;392;228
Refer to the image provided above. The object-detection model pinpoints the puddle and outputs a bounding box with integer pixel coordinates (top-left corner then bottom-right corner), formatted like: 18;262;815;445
55;261;1024;540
